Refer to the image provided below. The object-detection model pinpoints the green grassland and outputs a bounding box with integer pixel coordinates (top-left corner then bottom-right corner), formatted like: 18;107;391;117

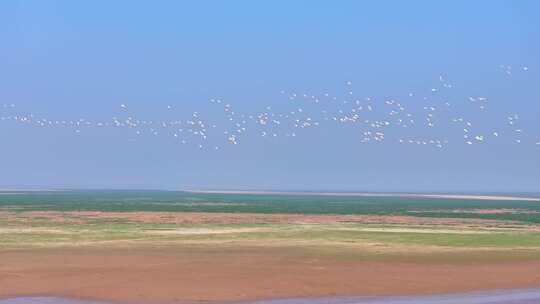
1;216;540;252
1;190;540;255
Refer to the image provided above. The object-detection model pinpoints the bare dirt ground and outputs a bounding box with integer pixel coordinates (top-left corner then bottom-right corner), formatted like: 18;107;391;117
1;246;540;303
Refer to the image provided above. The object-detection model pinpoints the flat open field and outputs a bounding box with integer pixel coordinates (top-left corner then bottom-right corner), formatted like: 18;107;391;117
1;190;540;303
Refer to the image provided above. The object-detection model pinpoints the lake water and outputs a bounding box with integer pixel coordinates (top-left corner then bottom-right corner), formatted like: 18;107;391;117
3;289;540;304
2;189;540;223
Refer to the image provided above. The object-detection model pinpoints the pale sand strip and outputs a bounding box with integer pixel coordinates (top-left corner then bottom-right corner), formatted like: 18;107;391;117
187;190;540;202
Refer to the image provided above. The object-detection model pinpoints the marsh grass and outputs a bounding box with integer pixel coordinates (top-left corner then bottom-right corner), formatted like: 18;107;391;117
2;191;540;255
2;217;539;251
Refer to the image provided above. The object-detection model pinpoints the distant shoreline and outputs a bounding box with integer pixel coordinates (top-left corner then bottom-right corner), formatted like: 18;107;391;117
2;188;540;202
186;190;540;202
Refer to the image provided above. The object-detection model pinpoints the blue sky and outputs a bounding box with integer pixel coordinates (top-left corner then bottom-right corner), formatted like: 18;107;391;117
0;1;539;192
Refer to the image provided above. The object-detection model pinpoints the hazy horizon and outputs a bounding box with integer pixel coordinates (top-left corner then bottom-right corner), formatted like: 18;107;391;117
1;185;540;195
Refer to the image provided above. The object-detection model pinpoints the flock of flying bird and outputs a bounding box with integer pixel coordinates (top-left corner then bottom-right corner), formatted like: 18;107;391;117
1;66;539;151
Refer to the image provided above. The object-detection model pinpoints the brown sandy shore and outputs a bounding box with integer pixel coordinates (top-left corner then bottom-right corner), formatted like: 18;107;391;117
1;245;540;303
1;211;540;303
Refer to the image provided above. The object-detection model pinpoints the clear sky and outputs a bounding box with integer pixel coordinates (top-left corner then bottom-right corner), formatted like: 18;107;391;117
1;0;539;192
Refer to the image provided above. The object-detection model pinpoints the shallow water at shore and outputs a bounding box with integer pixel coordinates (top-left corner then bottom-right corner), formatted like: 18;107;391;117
0;298;108;304
254;289;540;303
3;289;540;304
